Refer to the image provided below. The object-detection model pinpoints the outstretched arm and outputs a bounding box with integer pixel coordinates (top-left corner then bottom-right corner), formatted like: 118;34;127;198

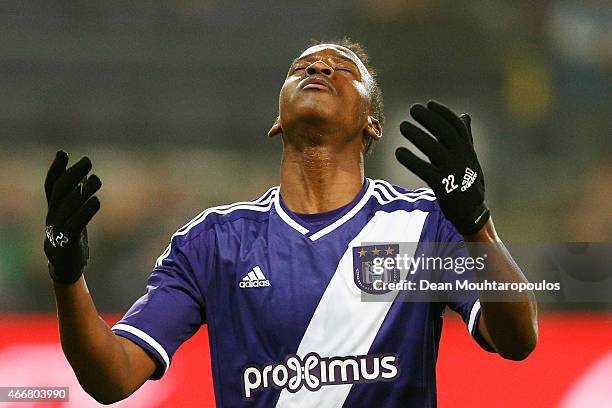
396;101;537;360
44;151;156;403
54;277;156;403
463;220;537;360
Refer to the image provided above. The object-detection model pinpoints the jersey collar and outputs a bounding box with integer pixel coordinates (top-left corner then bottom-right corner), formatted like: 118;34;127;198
274;178;374;241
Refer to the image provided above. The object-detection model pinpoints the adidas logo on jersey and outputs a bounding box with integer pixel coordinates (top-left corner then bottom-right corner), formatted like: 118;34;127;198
239;265;270;288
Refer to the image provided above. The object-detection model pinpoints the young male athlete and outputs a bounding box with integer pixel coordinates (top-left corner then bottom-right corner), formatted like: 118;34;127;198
44;40;538;406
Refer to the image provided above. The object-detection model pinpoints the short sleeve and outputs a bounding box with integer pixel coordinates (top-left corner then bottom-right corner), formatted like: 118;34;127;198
112;230;211;379
435;215;496;353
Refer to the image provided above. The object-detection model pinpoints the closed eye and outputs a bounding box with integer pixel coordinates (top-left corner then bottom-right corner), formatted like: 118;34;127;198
336;67;354;74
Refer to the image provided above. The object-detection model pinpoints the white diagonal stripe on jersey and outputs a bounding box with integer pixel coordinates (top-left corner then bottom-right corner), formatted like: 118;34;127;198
248;270;258;281
253;265;266;280
275;209;429;407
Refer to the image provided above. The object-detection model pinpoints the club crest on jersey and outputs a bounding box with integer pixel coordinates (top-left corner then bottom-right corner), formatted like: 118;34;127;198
353;244;400;294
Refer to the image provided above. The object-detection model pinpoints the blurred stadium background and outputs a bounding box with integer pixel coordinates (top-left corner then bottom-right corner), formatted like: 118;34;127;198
0;1;610;407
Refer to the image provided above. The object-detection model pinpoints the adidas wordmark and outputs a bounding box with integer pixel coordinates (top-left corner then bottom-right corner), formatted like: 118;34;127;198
240;266;270;288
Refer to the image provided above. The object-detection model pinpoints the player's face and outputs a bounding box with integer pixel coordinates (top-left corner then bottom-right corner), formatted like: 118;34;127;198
275;44;374;144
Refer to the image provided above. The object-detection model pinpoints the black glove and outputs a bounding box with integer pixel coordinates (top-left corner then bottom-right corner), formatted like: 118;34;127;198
395;101;489;235
44;151;101;284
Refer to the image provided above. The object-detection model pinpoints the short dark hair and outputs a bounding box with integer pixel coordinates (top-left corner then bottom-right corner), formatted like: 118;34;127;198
304;38;384;154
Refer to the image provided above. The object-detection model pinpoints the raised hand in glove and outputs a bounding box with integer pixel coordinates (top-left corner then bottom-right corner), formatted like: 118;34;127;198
395;100;489;235
44;151;101;284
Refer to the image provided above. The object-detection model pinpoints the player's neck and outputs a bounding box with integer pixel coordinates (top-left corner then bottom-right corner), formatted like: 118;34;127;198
280;143;364;214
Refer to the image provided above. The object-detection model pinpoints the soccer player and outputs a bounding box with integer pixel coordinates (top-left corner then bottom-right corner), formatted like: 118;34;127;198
44;39;538;406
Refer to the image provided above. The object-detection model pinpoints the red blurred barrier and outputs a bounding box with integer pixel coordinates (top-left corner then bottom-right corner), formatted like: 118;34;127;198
0;313;610;407
437;313;612;407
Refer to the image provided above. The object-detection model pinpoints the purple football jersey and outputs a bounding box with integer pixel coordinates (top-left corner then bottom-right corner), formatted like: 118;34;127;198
112;178;493;407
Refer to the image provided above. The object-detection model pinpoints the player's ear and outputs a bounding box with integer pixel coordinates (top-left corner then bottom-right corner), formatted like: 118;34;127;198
268;116;282;138
364;115;382;142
